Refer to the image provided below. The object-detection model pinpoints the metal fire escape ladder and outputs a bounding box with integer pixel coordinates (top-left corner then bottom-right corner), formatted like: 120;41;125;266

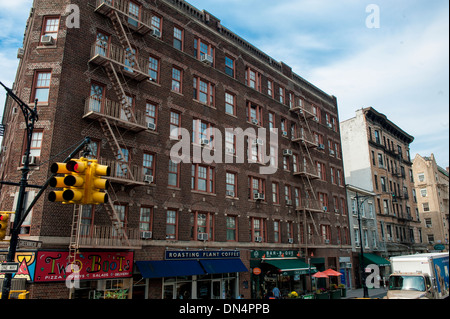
104;186;131;246
68;204;82;265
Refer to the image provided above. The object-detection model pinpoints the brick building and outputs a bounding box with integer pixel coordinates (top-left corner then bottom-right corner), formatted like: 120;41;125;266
0;0;351;299
341;108;427;261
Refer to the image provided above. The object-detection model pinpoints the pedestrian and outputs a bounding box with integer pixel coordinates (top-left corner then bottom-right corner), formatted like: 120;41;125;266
272;286;281;299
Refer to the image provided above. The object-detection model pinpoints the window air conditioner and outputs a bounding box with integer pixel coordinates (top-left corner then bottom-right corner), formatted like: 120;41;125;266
255;236;263;243
147;122;156;130
226;190;235;197
317;144;325;150
327;123;333;129
200;54;213;65
200;139;210;146
141;231;152;239
197;233;209;241
254;193;265;200
288;238;294;244
22;155;37;165
324;239;330;244
286;200;293;206
283;149;293;156
151;29;161;38
282;131;288;137
323;206;328;212
251;118;259;125
144;175;154;183
41;35;54;45
17;48;24;59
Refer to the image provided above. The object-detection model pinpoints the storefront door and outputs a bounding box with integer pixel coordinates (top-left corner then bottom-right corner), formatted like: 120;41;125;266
211;279;222;299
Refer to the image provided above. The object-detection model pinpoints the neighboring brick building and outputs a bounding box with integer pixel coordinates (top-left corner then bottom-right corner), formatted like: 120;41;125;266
412;153;449;252
341;108;427;261
0;0;351;299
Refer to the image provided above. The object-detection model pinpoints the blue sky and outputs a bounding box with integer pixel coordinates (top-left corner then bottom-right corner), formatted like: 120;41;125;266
0;0;449;168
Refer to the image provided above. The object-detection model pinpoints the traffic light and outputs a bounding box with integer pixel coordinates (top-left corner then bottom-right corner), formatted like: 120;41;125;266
87;160;110;204
48;158;88;204
48;158;110;205
0;212;12;240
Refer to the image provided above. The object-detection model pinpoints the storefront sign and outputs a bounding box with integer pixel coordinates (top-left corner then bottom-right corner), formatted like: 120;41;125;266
34;251;134;282
165;250;240;260
253;267;262;275
251;250;298;259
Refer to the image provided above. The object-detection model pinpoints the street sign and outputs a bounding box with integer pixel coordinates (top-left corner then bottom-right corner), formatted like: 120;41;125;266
0;262;20;273
18;239;42;249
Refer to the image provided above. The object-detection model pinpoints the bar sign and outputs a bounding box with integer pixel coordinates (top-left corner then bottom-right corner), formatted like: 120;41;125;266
0;262;20;273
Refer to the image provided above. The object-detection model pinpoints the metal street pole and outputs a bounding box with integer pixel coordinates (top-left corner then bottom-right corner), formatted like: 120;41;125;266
0;82;38;299
356;192;370;298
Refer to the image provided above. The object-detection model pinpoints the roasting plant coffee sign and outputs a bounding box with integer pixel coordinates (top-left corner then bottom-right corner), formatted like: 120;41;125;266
165;250;241;260
34;251;134;282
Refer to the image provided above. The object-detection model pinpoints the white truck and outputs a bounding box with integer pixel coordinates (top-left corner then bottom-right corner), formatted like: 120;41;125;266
386;252;449;299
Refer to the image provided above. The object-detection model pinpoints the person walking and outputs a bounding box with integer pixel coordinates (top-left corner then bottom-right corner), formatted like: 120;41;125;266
272;286;281;299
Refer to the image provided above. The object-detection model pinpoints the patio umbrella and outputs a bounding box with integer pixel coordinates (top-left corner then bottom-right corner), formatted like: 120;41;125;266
323;269;343;277
312;271;329;278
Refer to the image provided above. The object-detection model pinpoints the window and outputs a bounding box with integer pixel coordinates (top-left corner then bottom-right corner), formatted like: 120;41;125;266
278;86;285;104
94;31;110;57
194;38;214;63
166;209;178;239
374;130;380;144
113;204;127;233
245;67;261;91
225;56;235;77
225;92;236;115
287;222;294;241
32;71;51;103
383;199;390;214
148;56;160;82
41;16;59;42
192;119;214;145
140;206;153;234
145;102;157;128
284;185;292;203
273;220;280;243
272;182;279;204
225;130;236;155
268;112;275;131
378;153;384;168
89;82;105;112
80;205;94;237
128;1;141;27
420;188;427;197
173;26;183;50
168;160;180;187
29;131;43;159
247;102;263;126
294;188;300;208
318;192;328;211
151;13;162;34
280;118;287;136
418;173;425;182
249;137;264;163
321;225;331;243
191;164;215;193
422;202;430;212
292;154;299;173
169;111;181;139
226;172;237;197
117;147;129;178
267;80;273;98
193;76;215;106
248;176;265;200
250;217;266;242
171;67;182;93
226;216;237;241
316;161;326;181
190;211;214;241
143;153;155;180
124;47;137;73
381;177;386;192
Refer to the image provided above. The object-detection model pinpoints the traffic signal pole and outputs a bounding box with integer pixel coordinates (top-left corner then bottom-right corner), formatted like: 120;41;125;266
0;81;91;299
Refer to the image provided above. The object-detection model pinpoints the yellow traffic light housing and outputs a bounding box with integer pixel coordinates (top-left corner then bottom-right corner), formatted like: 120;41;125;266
0;212;12;240
48;158;110;205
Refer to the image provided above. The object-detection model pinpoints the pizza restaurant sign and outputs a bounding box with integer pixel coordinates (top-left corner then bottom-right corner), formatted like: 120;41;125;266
34;251;133;282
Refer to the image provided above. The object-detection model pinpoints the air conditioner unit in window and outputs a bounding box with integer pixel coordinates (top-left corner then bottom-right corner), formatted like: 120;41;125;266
323;206;328;212
151;29;161;38
283;149;293;156
41;35;54;45
200;54;213;65
324;239;330;244
317;144;325;150
197;233;209;241
141;231;152;239
147;122;156;130
22;155;37;165
226;190;235;197
286;200;293;206
254;193;265;200
329;150;335;156
346;263;352;268
255;236;263;243
144;175;154;183
17;48;24;59
251;118;259;125
288;238;294;244
200;139;210;146
282;131;288;137
327;123;333;129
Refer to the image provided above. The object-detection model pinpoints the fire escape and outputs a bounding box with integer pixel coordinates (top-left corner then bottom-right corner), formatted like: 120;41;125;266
289;99;323;247
69;0;155;264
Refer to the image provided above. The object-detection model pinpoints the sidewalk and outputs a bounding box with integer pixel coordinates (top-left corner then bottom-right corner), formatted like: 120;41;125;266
344;287;388;299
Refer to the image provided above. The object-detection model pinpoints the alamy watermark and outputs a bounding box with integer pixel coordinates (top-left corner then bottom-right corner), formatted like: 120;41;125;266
366;4;381;29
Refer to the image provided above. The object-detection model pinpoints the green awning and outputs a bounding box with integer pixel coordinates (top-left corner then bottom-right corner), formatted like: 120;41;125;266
263;259;317;276
361;253;390;266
